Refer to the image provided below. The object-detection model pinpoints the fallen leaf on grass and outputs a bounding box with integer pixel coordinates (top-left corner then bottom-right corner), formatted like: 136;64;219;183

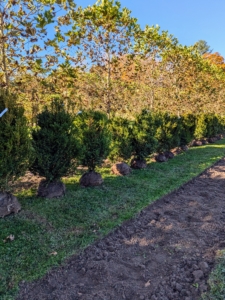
145;280;151;287
49;251;57;256
3;234;15;242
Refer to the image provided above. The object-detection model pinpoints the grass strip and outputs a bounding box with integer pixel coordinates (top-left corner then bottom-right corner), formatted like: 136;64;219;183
201;250;225;300
1;140;225;299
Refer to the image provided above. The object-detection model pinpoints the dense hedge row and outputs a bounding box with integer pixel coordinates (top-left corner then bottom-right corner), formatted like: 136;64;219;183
1;92;225;193
109;111;225;162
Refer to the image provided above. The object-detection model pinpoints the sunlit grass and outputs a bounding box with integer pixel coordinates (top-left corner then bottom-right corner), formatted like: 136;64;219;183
0;140;225;299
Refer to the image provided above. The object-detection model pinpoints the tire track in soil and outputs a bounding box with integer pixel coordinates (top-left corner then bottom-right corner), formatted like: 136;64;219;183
17;158;225;300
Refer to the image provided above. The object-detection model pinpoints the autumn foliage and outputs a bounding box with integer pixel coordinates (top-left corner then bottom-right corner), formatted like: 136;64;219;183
0;0;225;117
203;52;225;71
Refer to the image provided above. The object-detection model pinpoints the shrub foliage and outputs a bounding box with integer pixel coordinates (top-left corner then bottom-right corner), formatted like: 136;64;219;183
180;114;196;146
155;112;182;153
0;89;31;191
130;110;158;160
74;111;111;171
30;99;80;182
108;117;133;162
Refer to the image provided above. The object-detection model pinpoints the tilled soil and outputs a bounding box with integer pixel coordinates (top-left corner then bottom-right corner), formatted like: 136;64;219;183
17;158;225;300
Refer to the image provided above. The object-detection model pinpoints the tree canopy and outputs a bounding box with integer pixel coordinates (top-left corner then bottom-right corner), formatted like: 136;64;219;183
1;0;225;117
194;40;212;55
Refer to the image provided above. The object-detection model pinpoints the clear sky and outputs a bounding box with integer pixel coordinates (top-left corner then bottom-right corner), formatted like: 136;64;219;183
73;0;225;57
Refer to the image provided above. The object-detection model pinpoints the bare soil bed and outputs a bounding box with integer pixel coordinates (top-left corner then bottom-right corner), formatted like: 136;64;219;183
17;158;225;300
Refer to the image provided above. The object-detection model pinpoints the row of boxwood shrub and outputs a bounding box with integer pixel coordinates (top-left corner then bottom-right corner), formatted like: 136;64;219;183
1;90;225;199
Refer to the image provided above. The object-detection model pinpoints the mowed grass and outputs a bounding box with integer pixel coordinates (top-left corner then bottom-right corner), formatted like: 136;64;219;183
1;140;225;299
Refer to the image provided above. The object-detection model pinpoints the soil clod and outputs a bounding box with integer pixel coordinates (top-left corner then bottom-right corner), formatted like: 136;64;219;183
79;171;103;187
155;153;168;162
0;192;21;217
130;159;147;169
164;151;175;159
37;179;65;198
111;162;131;176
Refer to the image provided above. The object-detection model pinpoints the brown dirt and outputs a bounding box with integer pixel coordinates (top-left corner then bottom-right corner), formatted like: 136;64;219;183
111;162;131;176
131;159;147;169
164;151;175;159
155;153;168;163
79;171;103;187
17;158;225;300
10;171;43;193
37;180;66;198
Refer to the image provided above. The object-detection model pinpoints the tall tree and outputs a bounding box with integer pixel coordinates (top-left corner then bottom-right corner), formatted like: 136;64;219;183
62;0;140;115
131;25;177;111
194;40;212;55
203;52;225;71
0;0;75;88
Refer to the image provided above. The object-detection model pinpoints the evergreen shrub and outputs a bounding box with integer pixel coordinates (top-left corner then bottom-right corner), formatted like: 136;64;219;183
194;114;207;140
130;110;158;161
218;115;225;134
0;89;31;191
155;112;182;153
204;114;220;138
74;111;111;171
180;114;196;146
108;117;133;162
30;99;80;182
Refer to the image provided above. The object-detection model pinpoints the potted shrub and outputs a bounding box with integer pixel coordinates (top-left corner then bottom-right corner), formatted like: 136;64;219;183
74;110;111;187
30;99;80;198
0;89;32;217
108;117;132;176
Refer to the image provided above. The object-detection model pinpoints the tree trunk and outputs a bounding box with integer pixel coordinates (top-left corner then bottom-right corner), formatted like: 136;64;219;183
106;49;111;117
0;10;9;88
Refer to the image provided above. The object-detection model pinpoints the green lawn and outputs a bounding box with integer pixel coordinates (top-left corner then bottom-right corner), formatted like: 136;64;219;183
1;140;225;299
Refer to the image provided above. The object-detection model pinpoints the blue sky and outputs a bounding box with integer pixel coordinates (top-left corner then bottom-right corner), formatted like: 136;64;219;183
73;0;225;57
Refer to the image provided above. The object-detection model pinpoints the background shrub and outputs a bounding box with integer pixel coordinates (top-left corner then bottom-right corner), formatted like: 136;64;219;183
130;110;158;160
0;89;32;191
194;114;207;140
155;112;182;153
204;114;220;138
218;115;225;134
180;114;196;146
74;110;111;171
108;117;133;162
